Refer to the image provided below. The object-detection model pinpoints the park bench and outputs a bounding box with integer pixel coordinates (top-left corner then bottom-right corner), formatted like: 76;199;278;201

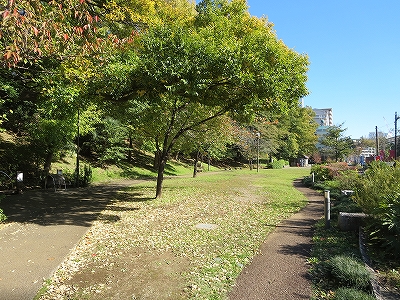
45;170;66;191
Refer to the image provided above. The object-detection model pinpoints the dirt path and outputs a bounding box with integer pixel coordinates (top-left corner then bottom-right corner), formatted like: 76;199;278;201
228;180;324;300
0;180;141;300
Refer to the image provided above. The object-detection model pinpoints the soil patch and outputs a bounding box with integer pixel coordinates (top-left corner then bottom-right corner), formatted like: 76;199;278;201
66;248;190;300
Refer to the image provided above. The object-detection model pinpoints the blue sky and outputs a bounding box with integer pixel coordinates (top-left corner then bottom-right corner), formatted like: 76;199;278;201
197;1;400;139
246;0;400;139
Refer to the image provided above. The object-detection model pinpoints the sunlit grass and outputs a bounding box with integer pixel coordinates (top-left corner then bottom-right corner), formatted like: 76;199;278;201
51;155;197;183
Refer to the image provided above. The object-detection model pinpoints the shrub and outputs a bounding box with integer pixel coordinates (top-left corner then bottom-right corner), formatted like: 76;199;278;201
302;176;313;187
311;164;332;181
80;164;93;187
311;162;357;182
0;196;6;222
386;269;400;290
353;161;400;215
331;197;363;216
327;162;356;177
352;161;400;258
0;208;6;222
336;169;360;191
333;287;375;300
63;164;93;187
328;255;371;290
368;206;400;260
268;159;288;169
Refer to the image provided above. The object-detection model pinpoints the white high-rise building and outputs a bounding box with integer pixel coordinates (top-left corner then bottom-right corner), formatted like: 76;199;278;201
313;108;333;126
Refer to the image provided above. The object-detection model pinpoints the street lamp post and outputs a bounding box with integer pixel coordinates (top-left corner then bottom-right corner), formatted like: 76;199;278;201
76;107;80;187
395;112;400;161
256;132;260;172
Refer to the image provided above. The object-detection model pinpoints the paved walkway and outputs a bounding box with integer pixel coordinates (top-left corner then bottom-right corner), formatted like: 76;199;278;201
0;181;137;300
229;180;324;300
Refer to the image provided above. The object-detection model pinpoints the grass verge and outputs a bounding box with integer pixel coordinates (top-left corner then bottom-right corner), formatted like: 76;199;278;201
309;217;375;299
308;187;376;299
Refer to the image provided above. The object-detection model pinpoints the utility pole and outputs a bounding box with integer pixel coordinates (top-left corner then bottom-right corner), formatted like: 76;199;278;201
76;107;80;187
375;126;379;157
256;132;260;172
395;112;400;161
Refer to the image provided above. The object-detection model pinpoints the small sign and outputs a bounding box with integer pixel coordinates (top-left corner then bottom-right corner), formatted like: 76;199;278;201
17;172;23;182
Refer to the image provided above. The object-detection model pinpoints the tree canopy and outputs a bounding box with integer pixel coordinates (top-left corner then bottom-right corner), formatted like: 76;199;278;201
89;0;309;197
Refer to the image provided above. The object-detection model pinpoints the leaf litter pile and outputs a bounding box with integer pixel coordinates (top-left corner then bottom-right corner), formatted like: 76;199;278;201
38;170;308;300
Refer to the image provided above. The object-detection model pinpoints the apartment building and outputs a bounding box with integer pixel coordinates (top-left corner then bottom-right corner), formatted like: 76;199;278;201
313;108;333;126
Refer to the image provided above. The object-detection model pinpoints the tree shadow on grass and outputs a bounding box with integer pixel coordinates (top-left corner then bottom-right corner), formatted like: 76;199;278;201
118;186;156;202
117;154;187;179
0;182;151;227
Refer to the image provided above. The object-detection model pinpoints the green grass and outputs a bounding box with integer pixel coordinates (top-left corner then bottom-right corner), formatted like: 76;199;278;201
33;279;51;300
328;255;371;289
332;287;375;300
51;154;196;184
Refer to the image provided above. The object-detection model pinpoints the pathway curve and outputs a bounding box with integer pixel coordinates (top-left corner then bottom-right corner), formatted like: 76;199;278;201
228;180;324;300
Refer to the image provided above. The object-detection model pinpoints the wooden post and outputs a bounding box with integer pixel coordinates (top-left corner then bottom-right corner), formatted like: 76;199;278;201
324;190;331;229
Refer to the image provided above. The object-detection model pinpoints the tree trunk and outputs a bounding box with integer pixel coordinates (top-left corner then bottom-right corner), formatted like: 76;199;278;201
43;151;53;177
128;134;133;163
193;151;199;178
154;150;161;169
155;153;167;198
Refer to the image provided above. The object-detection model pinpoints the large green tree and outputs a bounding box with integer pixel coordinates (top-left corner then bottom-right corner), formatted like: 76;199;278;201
94;0;309;197
319;124;354;162
235;106;317;166
1;0;310;197
275;106;318;162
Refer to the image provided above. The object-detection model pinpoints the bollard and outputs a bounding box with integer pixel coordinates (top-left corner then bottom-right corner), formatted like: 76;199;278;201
312;172;315;183
324;190;331;229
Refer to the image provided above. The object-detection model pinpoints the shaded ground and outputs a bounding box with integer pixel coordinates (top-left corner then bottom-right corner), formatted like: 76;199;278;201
0;180;141;300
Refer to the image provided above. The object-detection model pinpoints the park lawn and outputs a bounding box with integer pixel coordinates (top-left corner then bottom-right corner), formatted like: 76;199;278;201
37;167;311;300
